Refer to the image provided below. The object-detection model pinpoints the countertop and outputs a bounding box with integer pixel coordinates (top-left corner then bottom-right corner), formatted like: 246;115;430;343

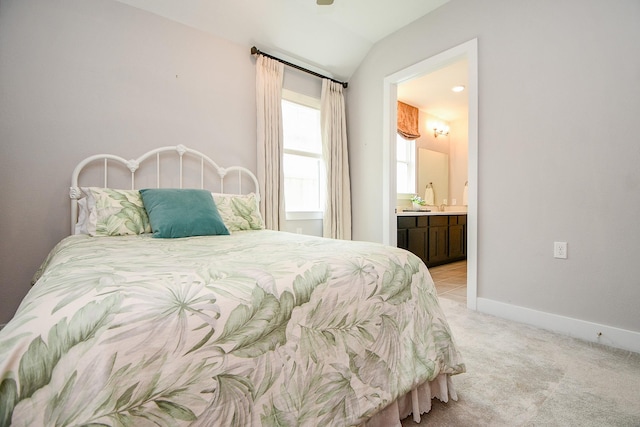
396;210;468;216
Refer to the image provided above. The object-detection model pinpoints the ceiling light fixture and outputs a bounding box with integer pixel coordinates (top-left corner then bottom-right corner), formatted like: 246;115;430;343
451;85;465;93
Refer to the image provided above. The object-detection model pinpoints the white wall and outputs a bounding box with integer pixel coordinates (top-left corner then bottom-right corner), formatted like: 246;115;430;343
348;0;640;339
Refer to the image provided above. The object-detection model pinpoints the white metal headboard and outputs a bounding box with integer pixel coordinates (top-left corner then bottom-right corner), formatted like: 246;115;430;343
70;144;260;233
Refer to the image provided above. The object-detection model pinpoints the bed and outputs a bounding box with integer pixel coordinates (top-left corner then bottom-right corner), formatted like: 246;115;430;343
0;145;465;426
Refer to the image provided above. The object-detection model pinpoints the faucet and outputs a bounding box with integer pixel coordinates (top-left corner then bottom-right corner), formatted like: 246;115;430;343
439;204;446;212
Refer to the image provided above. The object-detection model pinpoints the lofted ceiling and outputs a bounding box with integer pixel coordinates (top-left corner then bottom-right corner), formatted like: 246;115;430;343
114;0;449;81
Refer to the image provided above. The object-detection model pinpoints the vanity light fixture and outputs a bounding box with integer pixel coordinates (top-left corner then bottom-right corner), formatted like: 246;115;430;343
433;122;450;138
427;119;450;138
451;85;465;93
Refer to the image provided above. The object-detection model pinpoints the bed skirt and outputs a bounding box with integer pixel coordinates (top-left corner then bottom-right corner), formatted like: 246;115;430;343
361;373;458;426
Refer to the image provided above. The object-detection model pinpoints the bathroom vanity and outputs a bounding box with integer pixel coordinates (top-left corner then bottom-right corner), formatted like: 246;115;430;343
397;211;467;267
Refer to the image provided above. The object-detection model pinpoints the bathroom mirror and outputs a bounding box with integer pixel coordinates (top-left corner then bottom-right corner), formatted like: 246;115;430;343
417;148;449;205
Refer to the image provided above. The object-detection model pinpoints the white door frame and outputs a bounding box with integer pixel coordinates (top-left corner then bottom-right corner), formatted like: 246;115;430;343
382;38;478;309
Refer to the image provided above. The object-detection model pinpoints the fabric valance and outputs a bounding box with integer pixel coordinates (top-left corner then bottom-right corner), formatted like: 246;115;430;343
397;101;421;140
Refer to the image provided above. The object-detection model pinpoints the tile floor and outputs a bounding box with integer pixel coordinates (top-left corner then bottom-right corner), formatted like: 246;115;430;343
428;260;467;305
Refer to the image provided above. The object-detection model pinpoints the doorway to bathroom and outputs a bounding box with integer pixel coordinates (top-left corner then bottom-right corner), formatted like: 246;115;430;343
382;39;478;309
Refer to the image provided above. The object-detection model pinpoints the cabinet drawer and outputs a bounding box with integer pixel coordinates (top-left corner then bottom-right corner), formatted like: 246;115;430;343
429;216;448;227
448;215;467;225
417;216;429;228
397;217;416;229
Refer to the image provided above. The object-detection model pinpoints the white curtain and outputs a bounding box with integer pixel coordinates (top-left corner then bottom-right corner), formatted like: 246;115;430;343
255;55;285;230
321;79;352;240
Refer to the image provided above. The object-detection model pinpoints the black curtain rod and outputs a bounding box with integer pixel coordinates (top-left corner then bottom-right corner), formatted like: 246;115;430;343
251;46;348;89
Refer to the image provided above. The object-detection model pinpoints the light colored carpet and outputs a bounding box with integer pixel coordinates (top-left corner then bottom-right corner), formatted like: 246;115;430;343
402;298;640;426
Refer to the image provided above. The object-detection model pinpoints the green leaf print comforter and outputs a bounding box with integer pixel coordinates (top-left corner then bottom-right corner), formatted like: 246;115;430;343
0;230;464;426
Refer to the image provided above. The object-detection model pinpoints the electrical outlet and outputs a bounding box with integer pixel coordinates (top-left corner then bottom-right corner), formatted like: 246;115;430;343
554;242;568;259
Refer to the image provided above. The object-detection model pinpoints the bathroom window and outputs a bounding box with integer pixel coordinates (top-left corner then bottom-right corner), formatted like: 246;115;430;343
397;135;416;194
282;91;325;217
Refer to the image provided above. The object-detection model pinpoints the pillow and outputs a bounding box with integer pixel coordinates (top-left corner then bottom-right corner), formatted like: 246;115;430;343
80;187;151;236
212;192;265;232
74;197;89;235
140;189;229;238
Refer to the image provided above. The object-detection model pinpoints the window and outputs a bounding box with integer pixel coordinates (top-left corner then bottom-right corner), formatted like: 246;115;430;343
282;91;324;216
397;135;416;194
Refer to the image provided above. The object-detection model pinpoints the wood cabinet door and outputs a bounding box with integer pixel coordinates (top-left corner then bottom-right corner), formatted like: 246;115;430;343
449;224;465;259
427;226;448;265
408;228;428;264
397;229;408;250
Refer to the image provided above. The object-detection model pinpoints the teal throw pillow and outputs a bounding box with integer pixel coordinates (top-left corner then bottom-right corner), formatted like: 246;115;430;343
140;189;229;238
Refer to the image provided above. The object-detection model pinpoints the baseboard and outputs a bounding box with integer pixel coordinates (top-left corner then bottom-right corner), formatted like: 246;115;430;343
475;298;640;354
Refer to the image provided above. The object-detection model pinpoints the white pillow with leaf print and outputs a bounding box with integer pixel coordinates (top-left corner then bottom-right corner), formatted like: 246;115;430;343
212;192;264;232
82;187;151;236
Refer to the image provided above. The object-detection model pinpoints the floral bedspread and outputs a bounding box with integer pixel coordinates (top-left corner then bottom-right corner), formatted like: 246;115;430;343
0;230;464;426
